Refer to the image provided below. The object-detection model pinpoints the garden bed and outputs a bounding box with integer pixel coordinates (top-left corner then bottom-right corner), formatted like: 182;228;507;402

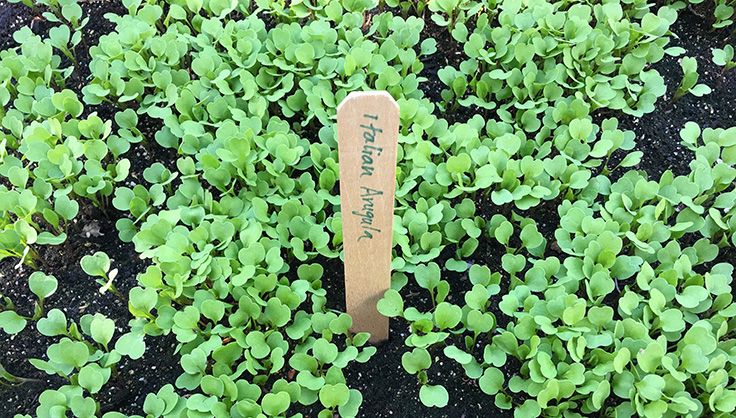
1;0;736;417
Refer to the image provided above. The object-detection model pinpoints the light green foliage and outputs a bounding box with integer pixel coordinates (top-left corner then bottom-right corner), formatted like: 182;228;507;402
712;0;736;28
0;24;127;267
713;44;736;79
419;384;449;407
440;0;674;118
2;0;736;417
28;271;58;318
81;251;121;297
20;312;138;418
0;310;27;334
427;0;486;35
674;56;712;101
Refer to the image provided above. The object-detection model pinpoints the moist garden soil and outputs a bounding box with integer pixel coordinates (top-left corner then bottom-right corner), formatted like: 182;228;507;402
0;1;734;417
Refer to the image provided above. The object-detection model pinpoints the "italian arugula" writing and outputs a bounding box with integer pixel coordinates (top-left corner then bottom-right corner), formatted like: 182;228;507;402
353;113;385;242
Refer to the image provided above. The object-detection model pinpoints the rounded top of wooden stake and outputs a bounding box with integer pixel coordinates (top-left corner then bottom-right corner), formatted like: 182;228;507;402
337;91;399;114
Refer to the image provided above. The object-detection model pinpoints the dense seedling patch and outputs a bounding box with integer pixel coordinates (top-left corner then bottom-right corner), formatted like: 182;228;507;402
1;0;735;417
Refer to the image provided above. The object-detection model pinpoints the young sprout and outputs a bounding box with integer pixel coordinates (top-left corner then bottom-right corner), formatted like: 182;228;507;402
0;292;28;335
672;56;712;102
28;271;58;319
14;245;40;270
80;251;122;299
712;44;736;84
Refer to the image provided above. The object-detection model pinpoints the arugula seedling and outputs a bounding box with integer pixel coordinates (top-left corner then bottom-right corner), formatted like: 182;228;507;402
0;293;27;335
712;44;736;83
712;0;735;29
80;251;121;298
28;271;58;319
673;56;712;102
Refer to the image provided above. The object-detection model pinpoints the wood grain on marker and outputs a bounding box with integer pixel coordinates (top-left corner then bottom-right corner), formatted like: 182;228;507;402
337;91;399;343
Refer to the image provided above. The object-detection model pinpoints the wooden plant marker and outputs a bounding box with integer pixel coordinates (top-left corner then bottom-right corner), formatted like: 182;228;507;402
337;91;399;344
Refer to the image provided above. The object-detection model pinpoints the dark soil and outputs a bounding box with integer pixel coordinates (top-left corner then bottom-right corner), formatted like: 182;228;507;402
0;1;734;417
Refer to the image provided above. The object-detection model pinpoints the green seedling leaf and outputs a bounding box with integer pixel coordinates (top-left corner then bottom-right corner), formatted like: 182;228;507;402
71;395;97;418
201;299;225;323
329;313;352;335
338;389;363;418
675;285;708;309
479;367;505;395
297;264;324;281
377;289;404;317
262;391;290;416
0;311;26;334
501;254;526;276
712;45;735;69
81;252;110;277
201;375;225;397
90;314;115;349
246;331;270;359
569;118;593;140
319;383;350;408
636;374;665;401
681;345;708;373
181;349;207;375
8;166;28;188
434;302;462;330
491;189;514;205
402;348;431;374
682;324;717;355
515;399;541;418
467;309;495;333
419;385;448;408
59;339;90;368
520;224;543;249
290;353;318;372
29;271;58;300
444;345;473;365
37;309;67;336
614;348;631;373
115;332;145;360
78;363;109;394
493;220;513;246
313;338;338;364
129;287;157;318
55;195;79;221
465;284;489;310
469;264;492;286
619;151;643;168
447;154;471;174
264;298;290;327
415;262;441;291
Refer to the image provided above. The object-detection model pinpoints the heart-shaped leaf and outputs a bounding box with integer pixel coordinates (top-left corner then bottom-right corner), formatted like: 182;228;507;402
90;314;115;348
402;348;431;374
115;332;145;360
479;367;505;395
81;252;110;277
377;289;404;317
37;309;67;336
319;383;350;408
28;271;58;300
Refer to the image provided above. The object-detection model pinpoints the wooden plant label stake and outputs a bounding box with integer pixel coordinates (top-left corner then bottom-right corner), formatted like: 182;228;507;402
337;91;399;344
